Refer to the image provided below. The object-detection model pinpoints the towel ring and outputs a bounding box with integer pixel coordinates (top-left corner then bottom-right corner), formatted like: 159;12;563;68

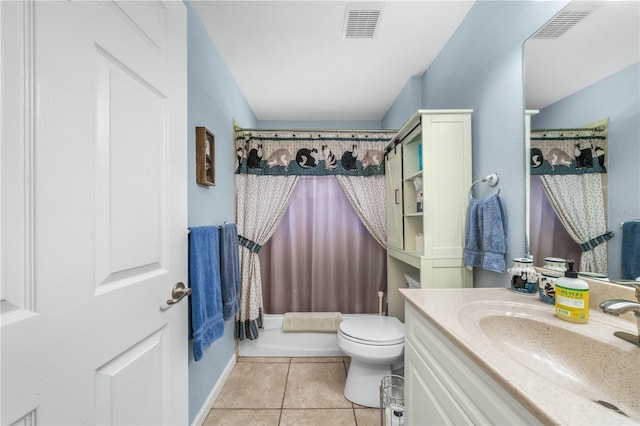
469;173;500;199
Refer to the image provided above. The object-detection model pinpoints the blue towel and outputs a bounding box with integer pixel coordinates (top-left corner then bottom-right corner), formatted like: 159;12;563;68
219;223;241;320
188;226;224;361
621;221;640;280
464;194;508;273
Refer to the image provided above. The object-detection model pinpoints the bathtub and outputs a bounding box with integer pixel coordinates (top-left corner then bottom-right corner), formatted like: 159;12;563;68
238;313;369;357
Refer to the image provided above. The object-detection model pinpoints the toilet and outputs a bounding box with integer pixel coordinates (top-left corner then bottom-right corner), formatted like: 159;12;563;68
336;316;405;408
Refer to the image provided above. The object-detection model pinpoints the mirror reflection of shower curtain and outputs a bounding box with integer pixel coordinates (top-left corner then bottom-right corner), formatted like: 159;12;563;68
529;176;582;268
539;174;609;274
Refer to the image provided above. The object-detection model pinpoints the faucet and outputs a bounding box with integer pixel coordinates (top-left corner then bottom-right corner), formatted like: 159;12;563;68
599;284;640;348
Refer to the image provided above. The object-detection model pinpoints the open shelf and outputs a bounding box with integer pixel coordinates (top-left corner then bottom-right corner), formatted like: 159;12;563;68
404;170;423;182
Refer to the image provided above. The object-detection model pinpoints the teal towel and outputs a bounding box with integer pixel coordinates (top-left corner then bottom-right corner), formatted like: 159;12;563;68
622;221;640;280
219;224;241;320
464;194;507;273
188;226;224;361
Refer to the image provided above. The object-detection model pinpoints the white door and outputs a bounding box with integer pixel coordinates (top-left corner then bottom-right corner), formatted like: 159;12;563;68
1;1;188;424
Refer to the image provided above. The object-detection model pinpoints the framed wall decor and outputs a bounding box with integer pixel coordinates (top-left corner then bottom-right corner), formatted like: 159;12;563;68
196;126;215;186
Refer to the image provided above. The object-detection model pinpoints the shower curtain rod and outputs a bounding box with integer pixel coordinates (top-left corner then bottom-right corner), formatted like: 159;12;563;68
532;125;606;133
234;125;397;134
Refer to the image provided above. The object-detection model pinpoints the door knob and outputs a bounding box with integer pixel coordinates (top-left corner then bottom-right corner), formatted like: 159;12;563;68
167;282;192;305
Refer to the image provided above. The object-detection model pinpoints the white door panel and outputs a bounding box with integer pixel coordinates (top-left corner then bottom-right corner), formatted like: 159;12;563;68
96;327;168;425
1;1;188;424
94;47;167;289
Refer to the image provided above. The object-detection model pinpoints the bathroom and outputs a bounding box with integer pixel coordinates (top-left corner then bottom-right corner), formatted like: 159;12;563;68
1;1;638;425
191;1;638;423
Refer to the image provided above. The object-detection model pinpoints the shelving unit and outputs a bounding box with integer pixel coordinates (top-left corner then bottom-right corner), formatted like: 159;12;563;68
384;110;473;320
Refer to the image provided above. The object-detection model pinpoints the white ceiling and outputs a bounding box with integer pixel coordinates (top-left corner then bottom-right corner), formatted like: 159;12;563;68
525;0;640;110
190;0;475;121
191;1;639;122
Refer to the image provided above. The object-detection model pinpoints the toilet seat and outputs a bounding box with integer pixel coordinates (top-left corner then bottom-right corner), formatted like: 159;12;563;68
338;330;403;346
339;316;404;346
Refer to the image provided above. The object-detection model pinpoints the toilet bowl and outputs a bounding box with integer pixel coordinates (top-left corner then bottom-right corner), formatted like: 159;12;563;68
336;316;405;408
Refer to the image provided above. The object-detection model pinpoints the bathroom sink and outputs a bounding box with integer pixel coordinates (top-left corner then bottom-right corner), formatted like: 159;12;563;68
457;301;640;422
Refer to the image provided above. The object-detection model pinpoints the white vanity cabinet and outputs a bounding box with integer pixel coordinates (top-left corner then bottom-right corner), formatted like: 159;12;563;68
404;303;542;426
385;110;473;320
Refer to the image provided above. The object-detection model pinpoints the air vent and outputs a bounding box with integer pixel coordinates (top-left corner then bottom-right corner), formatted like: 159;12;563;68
532;10;592;39
343;6;381;39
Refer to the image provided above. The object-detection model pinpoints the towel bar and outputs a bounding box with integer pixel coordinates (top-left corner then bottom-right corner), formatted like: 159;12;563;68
187;221;230;234
469;173;500;199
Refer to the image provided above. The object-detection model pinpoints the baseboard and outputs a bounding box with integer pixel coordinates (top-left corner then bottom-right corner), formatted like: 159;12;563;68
191;353;236;426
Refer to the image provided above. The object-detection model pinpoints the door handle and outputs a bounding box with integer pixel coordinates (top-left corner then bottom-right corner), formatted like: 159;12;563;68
167;282;192;305
395;189;400;205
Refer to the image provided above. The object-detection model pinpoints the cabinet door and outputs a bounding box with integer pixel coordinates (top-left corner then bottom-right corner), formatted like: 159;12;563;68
405;341;473;426
385;146;403;250
422;113;471;259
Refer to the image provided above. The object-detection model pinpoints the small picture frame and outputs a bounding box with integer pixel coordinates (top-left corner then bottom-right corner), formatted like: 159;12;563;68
196;126;215;186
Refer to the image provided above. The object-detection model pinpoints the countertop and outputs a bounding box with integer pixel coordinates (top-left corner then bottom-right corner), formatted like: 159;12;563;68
399;286;639;426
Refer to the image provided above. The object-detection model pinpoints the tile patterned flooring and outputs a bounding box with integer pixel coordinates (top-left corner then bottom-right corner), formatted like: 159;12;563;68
204;357;381;426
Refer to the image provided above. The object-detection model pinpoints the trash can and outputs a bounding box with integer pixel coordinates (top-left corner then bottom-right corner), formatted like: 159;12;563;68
380;375;404;426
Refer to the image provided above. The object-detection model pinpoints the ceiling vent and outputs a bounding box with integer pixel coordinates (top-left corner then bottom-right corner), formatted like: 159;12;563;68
532;2;602;40
342;5;382;39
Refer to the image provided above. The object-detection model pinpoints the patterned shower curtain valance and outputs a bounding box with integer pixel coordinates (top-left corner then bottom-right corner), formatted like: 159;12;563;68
235;129;395;176
530;120;608;176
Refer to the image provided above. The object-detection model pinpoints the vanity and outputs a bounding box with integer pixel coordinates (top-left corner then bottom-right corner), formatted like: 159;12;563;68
400;284;639;425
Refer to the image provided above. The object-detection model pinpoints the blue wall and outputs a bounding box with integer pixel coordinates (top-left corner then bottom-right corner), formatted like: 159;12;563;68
383;0;567;288
186;3;256;423
381;76;423;129
531;62;640;279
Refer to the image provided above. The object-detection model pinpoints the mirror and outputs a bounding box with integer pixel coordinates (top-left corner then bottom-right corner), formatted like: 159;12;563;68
524;1;640;282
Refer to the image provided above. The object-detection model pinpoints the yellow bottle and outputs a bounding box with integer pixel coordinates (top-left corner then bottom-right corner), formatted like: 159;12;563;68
555;260;589;323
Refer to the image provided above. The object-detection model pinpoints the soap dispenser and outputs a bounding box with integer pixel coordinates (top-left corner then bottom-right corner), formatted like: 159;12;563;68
555;260;589;323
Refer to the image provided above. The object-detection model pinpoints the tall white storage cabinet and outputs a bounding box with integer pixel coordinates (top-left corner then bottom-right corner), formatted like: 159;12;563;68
385;110;473;320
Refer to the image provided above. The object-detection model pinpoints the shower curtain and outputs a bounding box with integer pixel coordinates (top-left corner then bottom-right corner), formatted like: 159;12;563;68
529;176;582;267
539;174;610;274
235;174;298;340
530;121;613;274
260;176;386;314
335;175;386;247
234;127;394;340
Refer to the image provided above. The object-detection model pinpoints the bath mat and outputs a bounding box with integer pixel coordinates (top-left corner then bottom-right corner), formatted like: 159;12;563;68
282;312;342;333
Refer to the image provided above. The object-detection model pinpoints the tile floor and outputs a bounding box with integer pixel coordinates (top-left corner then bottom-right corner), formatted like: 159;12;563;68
204;357;381;426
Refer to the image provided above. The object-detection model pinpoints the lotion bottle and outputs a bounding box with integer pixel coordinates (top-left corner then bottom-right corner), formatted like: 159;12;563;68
555;260;589;323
